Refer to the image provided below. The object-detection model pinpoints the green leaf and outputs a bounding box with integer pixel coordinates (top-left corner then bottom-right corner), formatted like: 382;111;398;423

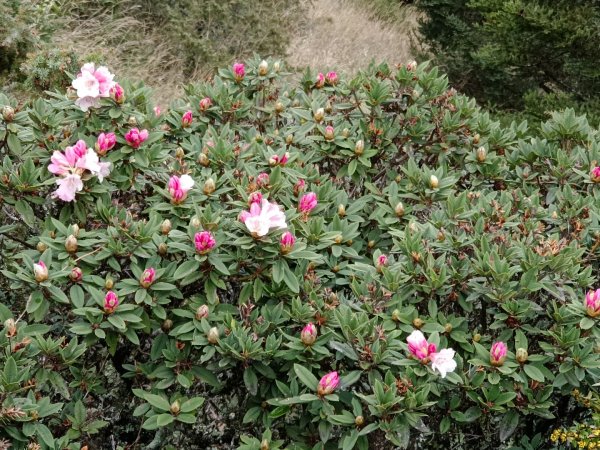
35;423;54;448
156;413;175;426
244;367;259;396
173;260;201;280
15;199;36;228
523;364;545;382
293;364;318;391
499;410;519;441
143;393;171;412
180;397;205;413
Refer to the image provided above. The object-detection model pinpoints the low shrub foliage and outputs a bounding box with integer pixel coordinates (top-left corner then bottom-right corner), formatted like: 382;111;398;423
1;57;600;449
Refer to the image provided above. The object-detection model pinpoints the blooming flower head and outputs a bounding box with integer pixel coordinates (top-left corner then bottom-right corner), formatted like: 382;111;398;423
110;83;124;104
95;132;116;155
240;199;288;238
140;267;156;289
301;322;317;345
490;341;508;366
315;72;325;88
269;152;290;166
71;63;116;111
104;291;118;313
299;192;318;214
124;128;149;148
280;231;296;254
181;110;193;128
325;71;338;85
199;97;212;111
294;179;306;196
168;174;195;204
585;289;600;317
590;167;600;183
317;371;339;396
406;330;437;361
194;231;216;254
256;172;270;188
430;348;457;378
233;63;245;81
33;261;48;283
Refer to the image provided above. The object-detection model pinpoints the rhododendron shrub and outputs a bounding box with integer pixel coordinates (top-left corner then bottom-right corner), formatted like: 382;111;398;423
1;58;600;449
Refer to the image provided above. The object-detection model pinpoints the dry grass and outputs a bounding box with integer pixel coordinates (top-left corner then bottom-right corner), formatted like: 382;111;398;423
287;0;420;73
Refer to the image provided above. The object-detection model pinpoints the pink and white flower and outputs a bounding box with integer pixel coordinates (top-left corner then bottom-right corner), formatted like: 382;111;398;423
317;371;339;395
104;291;119;313
124;128;149;148
490;341;508;366
299;192;318;214
377;254;388;268
233;63;245;81
407;330;437;361
585;288;600;317
325;71;338;85
294;179;306;196
280;231;296;254
256;172;270;188
315;72;325;88
95;132;116;155
194;231;216;254
153;106;161;116
430;348;457;378
199;97;212;111
110;83;124;104
301;322;317;345
239;199;287;237
269;152;290;166
168;174;194;204
33;260;48;282
181;110;193;128
140;267;156;289
71;63;116;111
406;330;457;378
248;191;263;205
591;167;600;183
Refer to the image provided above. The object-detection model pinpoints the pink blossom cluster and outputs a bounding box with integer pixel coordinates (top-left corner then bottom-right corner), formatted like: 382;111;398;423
239;199;287;237
48;140;111;202
586;288;600;317
406;330;457;378
317;371;340;396
72;63;116;112
168;174;195;204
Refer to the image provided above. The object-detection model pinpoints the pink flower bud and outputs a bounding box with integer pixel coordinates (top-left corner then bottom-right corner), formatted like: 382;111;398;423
153;106;161;116
181;110;193;128
195;304;209;320
590;167;600;183
315;72;325;88
194;231;216;254
168;174;195;203
294;179;306;196
406;60;417;71
70;267;83;283
248;191;263;205
317;371;339;395
324;125;334;141
33;261;48;283
377;254;388;270
104;291;118;313
256;172;270;188
490;341;508;366
406;330;437;361
585;289;600;317
95;132;116;155
299;192;317;213
233;63;245;81
140;267;156;289
269;153;290;167
300;322;317;345
280;231;296;254
199;97;212;111
110;83;125;104
124;128;149;149
325;71;338;85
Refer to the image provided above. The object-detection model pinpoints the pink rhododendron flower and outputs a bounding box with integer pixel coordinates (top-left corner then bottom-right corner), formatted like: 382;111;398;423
325;71;338;85
377;254;388;268
70;267;83;283
140;267;156;289
110;83;124;103
181;110;193;128
168;174;195;204
317;371;339;396
199;97;212;111
256;172;270;187
104;291;118;313
240;199;287;237
407;330;437;361
95;132;116;155
591;167;600;183
124;128;149;148
248;191;263;205
269;152;290;166
586;288;600;317
299;192;318;213
33;261;48;282
233;63;245;81
153;106;161;116
280;231;296;254
71;63;116;111
315;72;325;88
54;174;84;202
430;348;457;378
324;125;335;141
490;341;508;366
301;322;317;345
194;231;216;254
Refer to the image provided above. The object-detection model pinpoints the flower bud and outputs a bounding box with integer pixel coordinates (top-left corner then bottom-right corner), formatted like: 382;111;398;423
207;327;219;344
376;254;388;272
342;128;350;138
65;235;78;253
195;305;209;320
516;348;528;364
257;173;270;187
175;147;185;159
161;219;172;235
409;222;418;233
181;110;193;128
476;147;487;162
590;167;600;183
368;240;375;248
104;291;119;313
551;211;558;219
105;277;114;290
286;134;294;145
395;202;404;217
194;231;216;254
162;319;173;332
473;333;481;342
170;400;180;415
140;267;156;289
273;61;281;72
473;133;480;144
317;371;340;396
233;63;245;82
258;60;269;76
585;289;600;317
128;116;138;126
315;72;325;88
444;323;453;333
2;105;15;122
280;231;296;255
355;416;364;426
275;101;284;113
260;439;270;450
203;178;216;195
314;108;324;122
406;60;417;71
198;153;210;167
33;261;48;283
324;125;334;141
325;100;333;114
325;71;338;86
429;175;439;189
110;83;125;104
490;341;508;366
300;322;317;346
199;97;212;111
391;309;400;322
354;140;364;156
37;242;48;253
338;204;346;217
70;267;83;283
412;317;424;329
4;318;17;337
158;243;168;256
